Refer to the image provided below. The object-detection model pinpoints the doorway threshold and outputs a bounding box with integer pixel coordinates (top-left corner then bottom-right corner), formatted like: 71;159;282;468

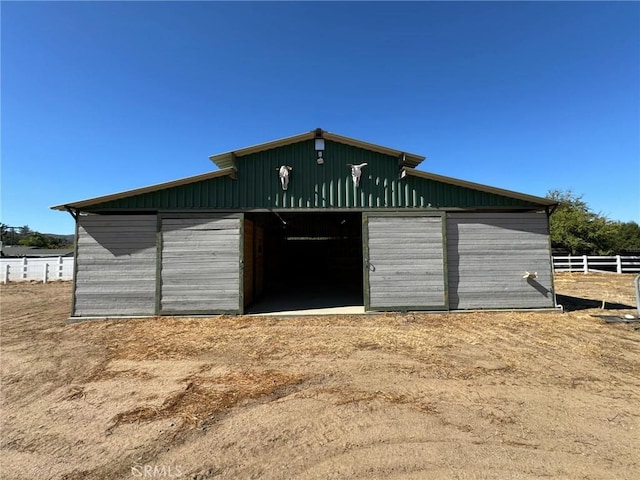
245;286;364;316
247;305;365;316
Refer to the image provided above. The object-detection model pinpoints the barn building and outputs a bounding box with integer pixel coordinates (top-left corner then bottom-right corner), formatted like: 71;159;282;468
53;129;558;318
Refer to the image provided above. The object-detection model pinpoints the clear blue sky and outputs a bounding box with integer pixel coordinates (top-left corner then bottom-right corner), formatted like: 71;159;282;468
2;1;639;234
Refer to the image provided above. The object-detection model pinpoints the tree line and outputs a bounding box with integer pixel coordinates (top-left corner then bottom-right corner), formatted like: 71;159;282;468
0;224;73;249
546;190;640;255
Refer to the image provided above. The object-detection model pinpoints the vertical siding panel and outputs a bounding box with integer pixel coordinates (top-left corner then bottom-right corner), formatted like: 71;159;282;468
391;180;397;208
332;173;337;207
383;178;389;207
321;182;327;208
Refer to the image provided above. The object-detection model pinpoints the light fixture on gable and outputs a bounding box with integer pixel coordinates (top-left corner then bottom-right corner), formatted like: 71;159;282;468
398;153;407;179
314;128;325;165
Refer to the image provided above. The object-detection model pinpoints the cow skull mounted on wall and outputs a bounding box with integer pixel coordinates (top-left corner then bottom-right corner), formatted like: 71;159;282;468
276;165;293;191
347;163;368;187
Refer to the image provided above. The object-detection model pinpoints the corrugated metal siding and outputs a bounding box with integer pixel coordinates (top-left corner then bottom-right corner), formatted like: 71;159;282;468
74;215;157;316
239;140;405;208
82;140;539;211
403;175;535;208
89;175;239;211
447;212;554;309
160;215;241;314
366;215;446;310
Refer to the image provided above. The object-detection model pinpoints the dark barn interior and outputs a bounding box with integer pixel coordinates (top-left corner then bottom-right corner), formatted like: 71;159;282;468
244;212;363;313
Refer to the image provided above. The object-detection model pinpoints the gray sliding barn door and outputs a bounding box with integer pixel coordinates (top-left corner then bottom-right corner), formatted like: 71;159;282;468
74;215;157;316
364;214;447;311
160;215;242;314
447;212;554;309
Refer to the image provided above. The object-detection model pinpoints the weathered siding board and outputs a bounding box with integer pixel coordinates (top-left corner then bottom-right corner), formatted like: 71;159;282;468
74;215;157;316
447;212;554;309
366;215;446;310
160;215;241;314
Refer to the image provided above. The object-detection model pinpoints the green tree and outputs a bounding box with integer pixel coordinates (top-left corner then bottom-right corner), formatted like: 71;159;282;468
546;189;613;255
19;232;49;248
608;221;640;253
0;223;19;245
18;232;62;248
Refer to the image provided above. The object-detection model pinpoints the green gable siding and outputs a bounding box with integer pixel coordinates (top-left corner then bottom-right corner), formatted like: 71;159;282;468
82;139;540;212
402;175;537;209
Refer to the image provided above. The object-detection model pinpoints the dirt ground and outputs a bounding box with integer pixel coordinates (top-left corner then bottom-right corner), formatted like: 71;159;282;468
1;273;639;480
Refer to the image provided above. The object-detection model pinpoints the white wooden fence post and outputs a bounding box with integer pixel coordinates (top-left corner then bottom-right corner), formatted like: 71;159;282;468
22;257;28;279
3;264;8;284
58;256;63;279
616;255;622;274
43;263;49;284
583;255;589;274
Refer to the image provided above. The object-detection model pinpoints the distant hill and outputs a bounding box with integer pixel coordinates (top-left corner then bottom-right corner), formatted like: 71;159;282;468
44;233;75;245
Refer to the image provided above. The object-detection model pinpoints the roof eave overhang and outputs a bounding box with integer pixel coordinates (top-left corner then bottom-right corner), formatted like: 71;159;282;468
51;167;237;213
405;169;557;208
209;129;425;169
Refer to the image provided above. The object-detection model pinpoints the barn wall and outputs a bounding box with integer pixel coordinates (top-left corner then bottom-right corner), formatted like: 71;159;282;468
366;214;447;310
159;215;242;314
74;215;157;316
447;212;554;309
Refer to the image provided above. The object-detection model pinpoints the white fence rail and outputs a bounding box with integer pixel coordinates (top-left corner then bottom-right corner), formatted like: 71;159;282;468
1;255;638;284
1;257;74;283
553;255;640;274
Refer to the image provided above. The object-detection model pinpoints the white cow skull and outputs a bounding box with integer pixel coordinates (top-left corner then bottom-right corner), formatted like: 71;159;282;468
276;165;293;191
347;163;368;187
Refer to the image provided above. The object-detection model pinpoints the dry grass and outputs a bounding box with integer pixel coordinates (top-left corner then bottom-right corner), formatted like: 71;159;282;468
106;369;306;434
317;387;437;414
554;272;638;309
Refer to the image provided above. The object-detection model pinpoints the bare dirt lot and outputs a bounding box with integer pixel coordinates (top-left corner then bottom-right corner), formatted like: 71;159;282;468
1;273;639;480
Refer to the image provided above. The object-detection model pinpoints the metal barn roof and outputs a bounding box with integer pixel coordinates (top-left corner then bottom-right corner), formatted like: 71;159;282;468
52;130;556;213
209;128;425;170
51;168;236;212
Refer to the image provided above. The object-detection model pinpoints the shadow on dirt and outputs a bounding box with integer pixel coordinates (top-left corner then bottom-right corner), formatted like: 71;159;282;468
556;294;635;312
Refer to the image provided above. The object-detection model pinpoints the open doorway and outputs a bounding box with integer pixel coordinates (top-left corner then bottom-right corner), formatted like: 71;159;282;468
244;212;363;314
